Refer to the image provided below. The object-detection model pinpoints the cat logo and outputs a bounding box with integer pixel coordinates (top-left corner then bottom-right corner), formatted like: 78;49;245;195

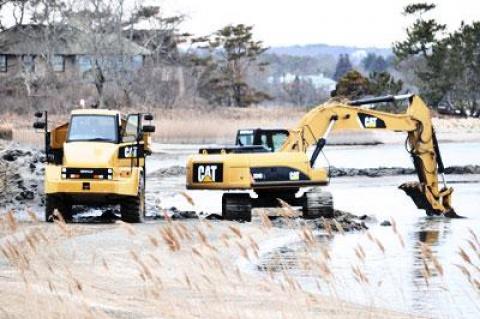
194;163;223;183
358;113;386;129
124;146;138;158
364;116;378;128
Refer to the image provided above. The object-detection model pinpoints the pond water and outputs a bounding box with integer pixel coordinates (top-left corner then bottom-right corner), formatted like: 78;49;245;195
253;175;480;319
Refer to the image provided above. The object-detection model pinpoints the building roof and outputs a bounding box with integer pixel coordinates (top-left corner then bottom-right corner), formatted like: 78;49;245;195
0;24;151;56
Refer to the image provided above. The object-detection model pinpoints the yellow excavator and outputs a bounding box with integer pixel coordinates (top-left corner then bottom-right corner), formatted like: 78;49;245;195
186;94;456;221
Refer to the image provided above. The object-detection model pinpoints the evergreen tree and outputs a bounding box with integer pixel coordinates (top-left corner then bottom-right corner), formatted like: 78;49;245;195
368;72;403;96
193;24;270;107
362;53;389;73
333;54;353;81
331;70;370;99
393;3;446;59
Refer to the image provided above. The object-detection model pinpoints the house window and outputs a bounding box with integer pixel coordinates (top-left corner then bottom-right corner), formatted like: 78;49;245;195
52;55;65;72
77;55;92;72
131;55;143;69
0;55;6;72
22;55;35;73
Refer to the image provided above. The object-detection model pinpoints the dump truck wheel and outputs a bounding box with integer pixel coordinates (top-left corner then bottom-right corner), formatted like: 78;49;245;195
120;177;145;223
45;195;73;223
303;189;334;219
222;193;252;222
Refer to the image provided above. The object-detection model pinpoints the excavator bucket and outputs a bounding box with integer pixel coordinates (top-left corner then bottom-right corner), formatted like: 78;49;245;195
399;182;461;218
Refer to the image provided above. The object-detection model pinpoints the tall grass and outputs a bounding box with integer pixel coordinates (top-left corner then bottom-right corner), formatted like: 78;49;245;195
4;107;480;145
0;208;478;318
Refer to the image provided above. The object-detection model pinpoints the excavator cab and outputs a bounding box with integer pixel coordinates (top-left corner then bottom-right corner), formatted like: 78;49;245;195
235;128;289;152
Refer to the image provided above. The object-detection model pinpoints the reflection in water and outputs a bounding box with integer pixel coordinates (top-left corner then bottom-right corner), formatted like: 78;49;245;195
410;218;452;316
256;215;479;319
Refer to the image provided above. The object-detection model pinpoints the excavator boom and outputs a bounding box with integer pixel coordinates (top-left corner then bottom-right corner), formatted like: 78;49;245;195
281;94;455;216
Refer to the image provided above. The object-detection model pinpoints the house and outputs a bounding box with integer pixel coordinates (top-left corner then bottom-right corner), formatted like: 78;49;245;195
0;24;151;79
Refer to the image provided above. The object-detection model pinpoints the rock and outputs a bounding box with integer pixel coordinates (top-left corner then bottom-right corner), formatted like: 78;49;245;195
359;214;377;223
149;166;186;178
21;191;34;200
205;213;223;220
100;210;120;221
269;209;369;232
171;210;198;220
329;165;479;177
380;220;392;227
2;153;15;162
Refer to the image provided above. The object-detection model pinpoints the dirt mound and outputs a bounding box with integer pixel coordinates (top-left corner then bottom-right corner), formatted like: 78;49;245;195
149;165;186;178
270;210;369;232
0;145;45;210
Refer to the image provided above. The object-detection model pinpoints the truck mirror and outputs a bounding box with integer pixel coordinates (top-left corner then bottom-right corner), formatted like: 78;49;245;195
34;112;43;118
144;114;154;121
33;121;46;129
142;125;155;133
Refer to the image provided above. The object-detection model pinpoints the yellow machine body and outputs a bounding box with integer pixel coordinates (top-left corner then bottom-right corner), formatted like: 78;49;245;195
186;95;455;216
34;107;156;223
187;152;328;190
44;109;151;198
45;142;142;197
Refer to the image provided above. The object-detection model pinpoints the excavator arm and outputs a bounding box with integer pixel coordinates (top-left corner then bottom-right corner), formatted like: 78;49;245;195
281;94;456;217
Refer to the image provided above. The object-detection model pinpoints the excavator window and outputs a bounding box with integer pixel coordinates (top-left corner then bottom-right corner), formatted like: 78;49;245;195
236;129;289;152
271;132;288;151
237;130;254;146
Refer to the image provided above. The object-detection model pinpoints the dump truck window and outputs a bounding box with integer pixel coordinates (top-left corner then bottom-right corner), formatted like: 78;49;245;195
122;114;139;142
68;115;118;143
125;115;138;136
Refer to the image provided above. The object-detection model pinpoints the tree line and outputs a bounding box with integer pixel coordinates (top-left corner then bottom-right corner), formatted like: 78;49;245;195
0;1;479;115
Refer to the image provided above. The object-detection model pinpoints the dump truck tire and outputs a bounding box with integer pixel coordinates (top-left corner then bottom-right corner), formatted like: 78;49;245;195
45;194;72;223
121;177;145;223
222;193;252;222
303;189;333;219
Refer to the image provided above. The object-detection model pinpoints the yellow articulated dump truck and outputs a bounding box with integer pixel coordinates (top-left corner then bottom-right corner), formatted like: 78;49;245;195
33;109;155;223
186;94;457;221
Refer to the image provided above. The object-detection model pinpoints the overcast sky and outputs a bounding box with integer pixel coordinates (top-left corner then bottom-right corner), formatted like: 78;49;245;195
157;0;479;48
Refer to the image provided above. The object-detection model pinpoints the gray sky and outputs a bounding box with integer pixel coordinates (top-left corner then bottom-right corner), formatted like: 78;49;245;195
158;0;479;48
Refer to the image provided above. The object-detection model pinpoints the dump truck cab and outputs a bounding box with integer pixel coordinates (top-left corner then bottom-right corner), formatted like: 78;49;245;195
33;109;155;223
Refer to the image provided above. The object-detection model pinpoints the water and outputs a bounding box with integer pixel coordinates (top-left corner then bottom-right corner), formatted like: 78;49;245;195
147;142;480;318
256;176;480;319
317;142;480;169
150;142;480;170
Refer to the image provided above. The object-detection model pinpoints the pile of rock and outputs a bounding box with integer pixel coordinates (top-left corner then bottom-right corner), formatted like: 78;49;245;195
0;145;44;209
269;209;369;232
329;165;480;177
